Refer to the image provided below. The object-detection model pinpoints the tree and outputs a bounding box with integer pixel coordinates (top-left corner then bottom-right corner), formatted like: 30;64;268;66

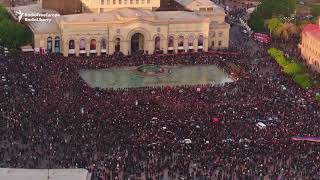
254;0;296;19
0;5;10;22
0;19;32;50
268;18;283;36
274;22;298;41
311;5;320;17
248;11;265;32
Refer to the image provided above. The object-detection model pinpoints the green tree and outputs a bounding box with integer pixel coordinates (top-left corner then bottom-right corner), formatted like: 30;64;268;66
268;18;283;36
258;0;274;18
0;19;32;50
0;5;10;22
311;5;320;17
248;11;265;32
254;0;296;19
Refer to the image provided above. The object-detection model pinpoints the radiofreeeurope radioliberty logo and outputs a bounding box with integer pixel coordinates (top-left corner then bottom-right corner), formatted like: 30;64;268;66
15;10;60;23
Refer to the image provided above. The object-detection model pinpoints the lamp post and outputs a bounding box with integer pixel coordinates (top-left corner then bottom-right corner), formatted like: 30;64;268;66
47;142;52;180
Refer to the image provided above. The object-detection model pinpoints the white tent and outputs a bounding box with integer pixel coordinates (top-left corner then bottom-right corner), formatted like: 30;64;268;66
0;168;91;180
256;122;267;129
246;7;256;14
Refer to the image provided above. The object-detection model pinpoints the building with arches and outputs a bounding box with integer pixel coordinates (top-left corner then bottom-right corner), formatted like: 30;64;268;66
299;19;320;72
13;0;229;57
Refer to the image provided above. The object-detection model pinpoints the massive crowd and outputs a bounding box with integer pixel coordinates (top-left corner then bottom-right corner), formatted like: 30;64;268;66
0;48;320;180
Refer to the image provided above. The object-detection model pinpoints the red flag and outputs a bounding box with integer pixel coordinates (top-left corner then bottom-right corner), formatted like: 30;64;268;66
211;118;220;123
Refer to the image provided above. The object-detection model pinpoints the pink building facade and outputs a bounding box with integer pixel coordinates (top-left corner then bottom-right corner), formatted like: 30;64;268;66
299;18;320;72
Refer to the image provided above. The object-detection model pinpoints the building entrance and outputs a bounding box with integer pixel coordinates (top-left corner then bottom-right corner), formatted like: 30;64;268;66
131;33;144;54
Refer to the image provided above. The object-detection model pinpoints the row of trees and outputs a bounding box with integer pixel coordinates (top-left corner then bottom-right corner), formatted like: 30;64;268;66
248;0;296;32
0;5;32;50
268;48;311;89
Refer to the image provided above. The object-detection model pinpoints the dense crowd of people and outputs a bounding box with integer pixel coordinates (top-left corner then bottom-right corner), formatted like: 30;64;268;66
0;48;320;180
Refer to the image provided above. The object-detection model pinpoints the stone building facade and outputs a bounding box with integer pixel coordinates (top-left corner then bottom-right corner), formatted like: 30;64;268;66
40;0;82;14
14;0;230;57
81;0;161;13
299;19;320;72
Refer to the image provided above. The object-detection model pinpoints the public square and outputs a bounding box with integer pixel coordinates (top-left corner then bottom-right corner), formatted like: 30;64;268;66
1;42;320;179
1;0;320;180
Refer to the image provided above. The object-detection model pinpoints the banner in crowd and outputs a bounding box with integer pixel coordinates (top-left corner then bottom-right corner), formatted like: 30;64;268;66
291;136;320;143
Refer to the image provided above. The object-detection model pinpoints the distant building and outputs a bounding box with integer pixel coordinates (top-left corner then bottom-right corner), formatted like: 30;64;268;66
299;18;320;72
81;0;160;12
12;0;230;57
40;0;82;14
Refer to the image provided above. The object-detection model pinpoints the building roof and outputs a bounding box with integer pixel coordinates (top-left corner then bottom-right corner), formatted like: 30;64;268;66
10;4;60;34
0;168;90;180
58;7;209;24
303;24;320;40
174;0;224;13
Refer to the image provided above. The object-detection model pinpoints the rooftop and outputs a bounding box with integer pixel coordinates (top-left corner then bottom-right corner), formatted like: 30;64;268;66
59;8;208;24
10;4;60;34
303;23;320;40
174;0;225;13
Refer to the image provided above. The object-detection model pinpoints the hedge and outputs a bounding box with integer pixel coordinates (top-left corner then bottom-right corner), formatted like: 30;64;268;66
293;73;311;89
283;62;304;75
268;48;312;89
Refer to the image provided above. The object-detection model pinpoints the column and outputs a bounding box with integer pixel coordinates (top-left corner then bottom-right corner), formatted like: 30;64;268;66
146;39;153;55
194;38;198;52
163;38;168;54
63;40;68;57
184;38;188;52
86;40;90;56
96;41;101;56
204;37;209;52
122;40;128;55
109;40;114;55
174;38;178;53
75;39;80;56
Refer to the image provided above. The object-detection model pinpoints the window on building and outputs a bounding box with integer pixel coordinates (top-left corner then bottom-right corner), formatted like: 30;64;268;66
107;0;110;4
212;31;215;37
211;41;214;47
147;0;150;3
113;0;116;4
218;40;222;46
218;32;223;37
178;36;184;47
198;35;203;47
54;36;60;53
101;38;107;50
136;0;139;4
69;40;75;50
168;36;174;48
119;0;122;4
200;8;206;11
47;37;52;53
188;35;194;47
155;36;161;50
124;0;127;4
80;39;86;51
90;39;97;50
101;0;104;5
130;0;133;4
141;0;144;4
